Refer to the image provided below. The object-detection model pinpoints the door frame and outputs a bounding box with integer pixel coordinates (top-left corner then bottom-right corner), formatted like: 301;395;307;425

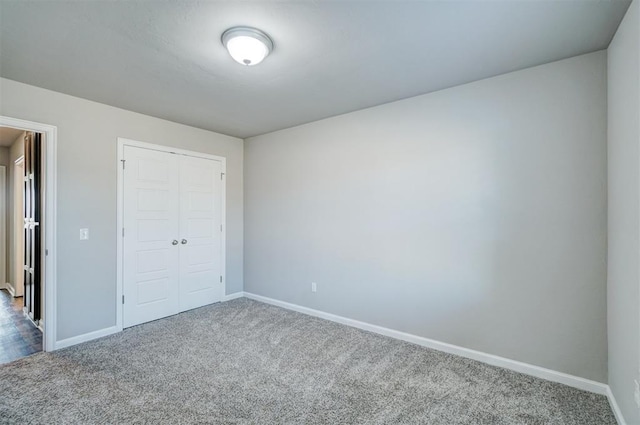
0;166;5;290
116;137;227;331
0;116;58;352
12;157;24;298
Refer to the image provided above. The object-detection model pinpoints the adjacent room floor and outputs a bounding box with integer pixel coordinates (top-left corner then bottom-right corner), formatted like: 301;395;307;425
0;289;42;365
0;298;615;424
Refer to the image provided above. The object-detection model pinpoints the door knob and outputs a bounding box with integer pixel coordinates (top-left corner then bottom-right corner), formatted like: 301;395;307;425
181;239;188;245
172;240;179;245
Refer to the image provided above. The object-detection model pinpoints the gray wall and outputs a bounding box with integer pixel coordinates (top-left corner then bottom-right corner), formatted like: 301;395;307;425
245;52;608;382
0;78;244;341
608;0;640;422
0;146;9;167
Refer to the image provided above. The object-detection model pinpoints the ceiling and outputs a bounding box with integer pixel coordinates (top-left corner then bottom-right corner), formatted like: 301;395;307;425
0;1;631;139
0;126;23;147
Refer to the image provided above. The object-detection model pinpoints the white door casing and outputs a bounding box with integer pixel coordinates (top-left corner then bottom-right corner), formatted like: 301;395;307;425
120;141;225;328
14;157;24;297
0;166;5;290
0;116;58;352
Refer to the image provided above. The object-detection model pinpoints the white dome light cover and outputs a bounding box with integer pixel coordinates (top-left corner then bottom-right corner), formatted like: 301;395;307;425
222;27;273;66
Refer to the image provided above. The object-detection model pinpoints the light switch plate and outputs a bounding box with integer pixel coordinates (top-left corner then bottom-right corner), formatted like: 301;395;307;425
79;228;89;240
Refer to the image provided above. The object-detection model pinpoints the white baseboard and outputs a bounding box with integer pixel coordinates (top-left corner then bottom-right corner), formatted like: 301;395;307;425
54;295;244;351
243;292;609;396
43;291;626;423
606;386;629;425
54;325;120;350
222;291;244;302
5;283;15;297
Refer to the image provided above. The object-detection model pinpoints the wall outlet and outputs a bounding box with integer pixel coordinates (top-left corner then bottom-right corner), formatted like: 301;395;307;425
79;228;89;240
634;379;640;408
311;282;317;293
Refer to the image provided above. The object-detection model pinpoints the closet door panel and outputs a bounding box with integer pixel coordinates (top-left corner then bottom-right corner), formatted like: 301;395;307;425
179;156;223;312
123;146;180;327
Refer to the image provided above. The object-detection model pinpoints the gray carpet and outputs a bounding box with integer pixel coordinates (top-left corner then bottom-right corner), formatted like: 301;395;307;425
0;298;615;424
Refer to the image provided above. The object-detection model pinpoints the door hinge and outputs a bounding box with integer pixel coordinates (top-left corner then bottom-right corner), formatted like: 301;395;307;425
122;295;125;304
221;172;225;180
45;249;48;256
121;159;126;169
220;276;223;283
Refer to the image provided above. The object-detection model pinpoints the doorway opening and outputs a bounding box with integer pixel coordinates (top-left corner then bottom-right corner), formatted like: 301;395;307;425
0;116;57;358
0;128;44;363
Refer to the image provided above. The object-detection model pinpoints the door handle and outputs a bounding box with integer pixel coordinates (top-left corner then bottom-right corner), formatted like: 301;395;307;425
172;240;179;245
181;239;188;245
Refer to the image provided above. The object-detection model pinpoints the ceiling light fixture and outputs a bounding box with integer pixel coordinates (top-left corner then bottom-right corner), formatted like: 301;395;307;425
221;26;273;66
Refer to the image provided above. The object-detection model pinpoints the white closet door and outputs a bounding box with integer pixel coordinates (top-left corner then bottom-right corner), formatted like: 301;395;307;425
123;146;180;327
179;155;223;312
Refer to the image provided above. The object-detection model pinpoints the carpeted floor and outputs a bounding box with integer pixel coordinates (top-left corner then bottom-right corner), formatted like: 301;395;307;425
0;298;615;424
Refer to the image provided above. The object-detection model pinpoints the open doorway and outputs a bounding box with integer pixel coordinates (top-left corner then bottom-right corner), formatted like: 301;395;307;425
0;127;44;363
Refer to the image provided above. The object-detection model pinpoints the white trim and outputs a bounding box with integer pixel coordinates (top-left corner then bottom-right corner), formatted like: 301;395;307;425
12;156;24;298
116;141;124;332
116;138;227;162
116;137;227;332
0;166;6;288
25;311;39;329
219;157;227;310
54;326;120;350
243;292;609;396
5;283;15;297
607;386;629;425
0;116;57;353
56;293;238;350
222;291;244;302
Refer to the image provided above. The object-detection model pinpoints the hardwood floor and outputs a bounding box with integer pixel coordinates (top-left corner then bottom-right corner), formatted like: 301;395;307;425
0;289;42;364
